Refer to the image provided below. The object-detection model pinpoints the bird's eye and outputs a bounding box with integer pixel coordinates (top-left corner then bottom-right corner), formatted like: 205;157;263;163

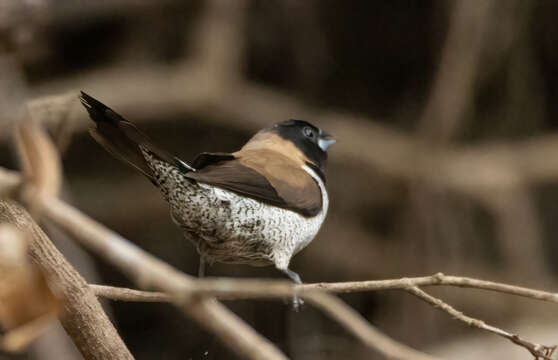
303;127;313;138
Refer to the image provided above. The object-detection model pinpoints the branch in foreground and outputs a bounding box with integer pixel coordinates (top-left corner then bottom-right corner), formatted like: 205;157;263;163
0;201;133;359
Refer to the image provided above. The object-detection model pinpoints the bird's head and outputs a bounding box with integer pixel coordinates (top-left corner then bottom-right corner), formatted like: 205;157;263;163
241;119;335;178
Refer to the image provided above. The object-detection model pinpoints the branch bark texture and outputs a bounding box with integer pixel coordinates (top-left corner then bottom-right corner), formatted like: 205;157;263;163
0;200;133;360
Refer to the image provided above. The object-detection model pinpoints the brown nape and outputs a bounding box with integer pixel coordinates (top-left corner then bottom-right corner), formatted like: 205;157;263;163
237;131;310;168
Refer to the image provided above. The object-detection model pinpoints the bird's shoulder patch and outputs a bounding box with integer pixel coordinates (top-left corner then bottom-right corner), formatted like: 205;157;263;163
191;152;236;169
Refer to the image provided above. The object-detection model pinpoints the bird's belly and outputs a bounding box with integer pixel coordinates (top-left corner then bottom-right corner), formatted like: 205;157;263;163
168;182;324;267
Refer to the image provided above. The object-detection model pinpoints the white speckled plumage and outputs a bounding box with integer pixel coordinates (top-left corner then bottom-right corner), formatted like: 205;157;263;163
143;149;328;273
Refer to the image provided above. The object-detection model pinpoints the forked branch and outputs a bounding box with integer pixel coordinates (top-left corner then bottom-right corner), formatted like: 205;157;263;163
90;274;558;360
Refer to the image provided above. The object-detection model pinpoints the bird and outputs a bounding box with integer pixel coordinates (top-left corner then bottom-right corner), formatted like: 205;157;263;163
79;91;335;293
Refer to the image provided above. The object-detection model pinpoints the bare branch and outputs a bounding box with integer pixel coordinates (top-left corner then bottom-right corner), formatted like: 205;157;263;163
0;224;58;352
92;273;558;359
419;0;494;139
405;286;556;360
303;273;558;303
0;168;20;200
190;0;248;84
90;285;171;303
26;91;81;153
91;273;558;305
14;118;62;217
0;201;134;359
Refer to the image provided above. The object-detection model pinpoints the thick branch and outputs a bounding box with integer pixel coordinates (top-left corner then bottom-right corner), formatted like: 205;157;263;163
418;0;494;139
0;201;133;360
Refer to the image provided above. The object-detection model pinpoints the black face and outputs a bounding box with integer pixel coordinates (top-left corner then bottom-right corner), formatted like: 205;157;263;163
273;119;335;176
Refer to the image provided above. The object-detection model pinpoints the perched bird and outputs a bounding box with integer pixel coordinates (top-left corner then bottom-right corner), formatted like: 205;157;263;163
79;91;335;289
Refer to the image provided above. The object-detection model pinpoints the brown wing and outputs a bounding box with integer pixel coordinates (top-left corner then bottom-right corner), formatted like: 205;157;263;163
186;150;322;217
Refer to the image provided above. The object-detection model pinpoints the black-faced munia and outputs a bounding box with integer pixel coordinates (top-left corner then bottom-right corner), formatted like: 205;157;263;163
79;91;335;291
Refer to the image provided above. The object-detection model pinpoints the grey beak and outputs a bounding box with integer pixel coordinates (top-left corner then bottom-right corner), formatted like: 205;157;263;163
318;132;336;151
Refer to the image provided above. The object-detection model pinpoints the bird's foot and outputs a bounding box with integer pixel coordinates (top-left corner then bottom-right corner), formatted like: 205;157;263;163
292;293;304;311
281;267;304;311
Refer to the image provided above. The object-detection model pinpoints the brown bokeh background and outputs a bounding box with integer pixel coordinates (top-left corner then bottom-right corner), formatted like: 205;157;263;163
2;1;558;359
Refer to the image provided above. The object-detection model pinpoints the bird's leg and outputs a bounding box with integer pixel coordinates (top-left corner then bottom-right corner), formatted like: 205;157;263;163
283;268;301;284
282;268;304;310
198;256;206;278
197;241;207;278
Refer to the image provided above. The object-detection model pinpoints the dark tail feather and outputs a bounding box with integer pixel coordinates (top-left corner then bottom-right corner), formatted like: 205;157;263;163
80;91;165;180
80;91;196;177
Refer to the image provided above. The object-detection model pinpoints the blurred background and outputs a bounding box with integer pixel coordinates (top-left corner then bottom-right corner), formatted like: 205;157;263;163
2;0;558;359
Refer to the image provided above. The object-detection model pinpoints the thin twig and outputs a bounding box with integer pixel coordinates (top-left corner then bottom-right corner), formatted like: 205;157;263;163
304;273;558;304
405;286;556;360
90;285;171;303
91;273;558;305
91;273;558;304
